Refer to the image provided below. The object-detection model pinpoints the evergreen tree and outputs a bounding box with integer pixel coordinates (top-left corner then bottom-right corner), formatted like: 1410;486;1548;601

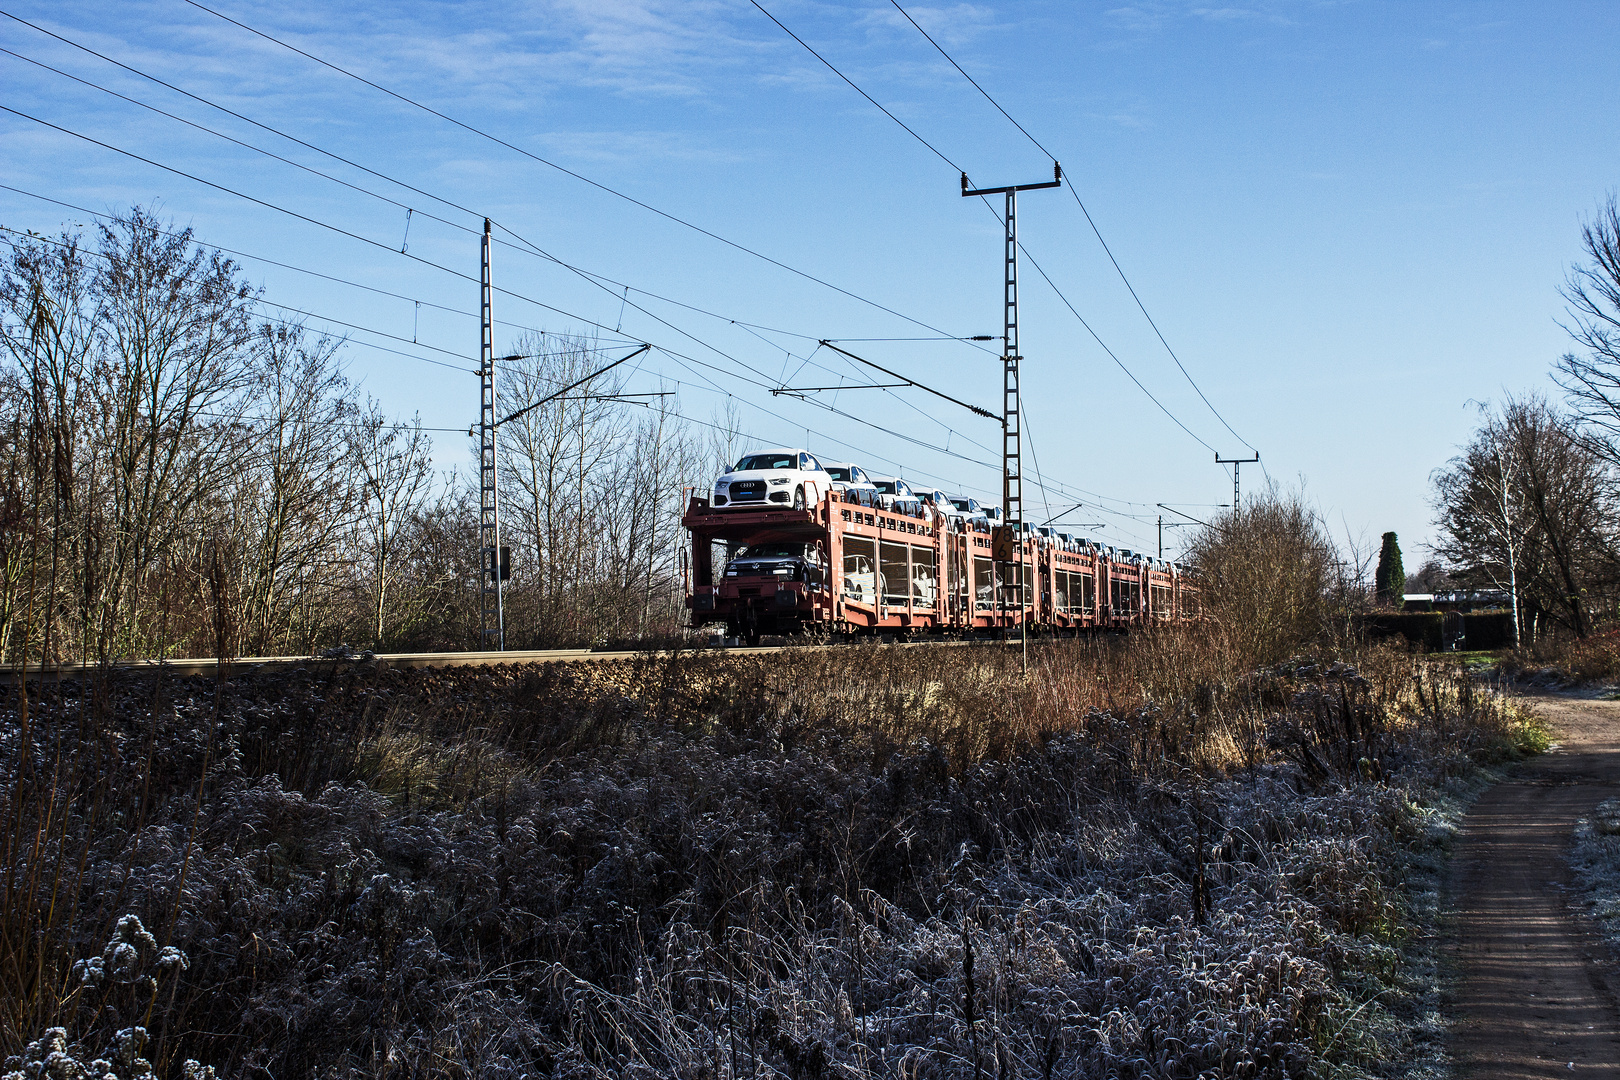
1375;531;1406;608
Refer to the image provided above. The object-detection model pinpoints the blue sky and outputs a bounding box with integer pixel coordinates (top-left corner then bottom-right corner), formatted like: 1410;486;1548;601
4;0;1616;563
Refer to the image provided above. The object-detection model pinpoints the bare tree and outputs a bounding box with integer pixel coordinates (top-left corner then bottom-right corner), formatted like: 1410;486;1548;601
1186;484;1341;664
1555;194;1620;459
497;333;634;645
1432;395;1618;639
89;209;256;658
230;323;356;652
351;402;432;647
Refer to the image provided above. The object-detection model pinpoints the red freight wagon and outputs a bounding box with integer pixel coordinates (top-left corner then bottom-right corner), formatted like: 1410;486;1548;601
683;490;1196;643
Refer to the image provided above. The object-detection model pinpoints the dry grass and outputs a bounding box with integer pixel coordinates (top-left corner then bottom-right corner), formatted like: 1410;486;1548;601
0;633;1544;1078
1500;628;1620;686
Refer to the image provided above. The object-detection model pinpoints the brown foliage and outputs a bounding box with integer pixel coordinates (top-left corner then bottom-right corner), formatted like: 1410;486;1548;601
0;636;1539;1077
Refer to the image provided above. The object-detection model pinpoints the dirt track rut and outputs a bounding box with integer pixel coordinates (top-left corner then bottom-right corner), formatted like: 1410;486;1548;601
1449;694;1620;1076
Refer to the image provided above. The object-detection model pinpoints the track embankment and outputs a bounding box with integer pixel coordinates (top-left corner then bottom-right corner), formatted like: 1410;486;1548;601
1450;692;1620;1076
1;637;1021;682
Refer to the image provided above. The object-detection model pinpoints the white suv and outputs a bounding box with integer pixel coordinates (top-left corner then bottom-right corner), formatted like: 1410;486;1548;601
869;476;922;516
821;461;880;506
712;448;832;511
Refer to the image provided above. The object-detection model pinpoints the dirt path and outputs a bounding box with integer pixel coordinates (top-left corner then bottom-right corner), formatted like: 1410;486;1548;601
1449;693;1620;1076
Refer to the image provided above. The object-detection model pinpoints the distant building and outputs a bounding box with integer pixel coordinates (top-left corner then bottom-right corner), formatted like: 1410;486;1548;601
1401;590;1509;613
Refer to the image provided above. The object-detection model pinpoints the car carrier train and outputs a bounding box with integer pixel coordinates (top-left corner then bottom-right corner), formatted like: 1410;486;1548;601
683;448;1198;642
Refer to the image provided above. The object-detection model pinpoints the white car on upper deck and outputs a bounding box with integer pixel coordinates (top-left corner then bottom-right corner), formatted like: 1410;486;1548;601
711;448;832;511
868;476;923;516
821;461;880;505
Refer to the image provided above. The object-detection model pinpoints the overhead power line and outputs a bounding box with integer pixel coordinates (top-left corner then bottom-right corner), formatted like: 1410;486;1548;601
884;0;1057;162
0;184;589;345
749;0;1226;461
0;82;1161;525
887;0;1256;454
173;0;995;351
0;226;475;372
0;32;944;360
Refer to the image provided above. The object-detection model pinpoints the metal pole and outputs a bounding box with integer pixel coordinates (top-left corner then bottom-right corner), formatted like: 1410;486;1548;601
1215;452;1259;510
964;163;1060;670
1004;187;1025;667
478;219;505;651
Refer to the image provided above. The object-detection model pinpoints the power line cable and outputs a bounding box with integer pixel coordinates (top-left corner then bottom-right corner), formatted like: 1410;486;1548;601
0;109;1158;519
3;13;1005;378
885;0;1057;161
886;0;1256;454
0;106;676;350
173;0;996;350
747;0;962;174
0;226;475;372
748;2;1227;460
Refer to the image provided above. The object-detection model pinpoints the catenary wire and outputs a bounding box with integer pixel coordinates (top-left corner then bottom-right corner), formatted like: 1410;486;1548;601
0;32;947;359
5;12;1125;505
0;112;1160;526
0;226;477;372
174;0;998;352
747;2;1229;461
886;0;1256;454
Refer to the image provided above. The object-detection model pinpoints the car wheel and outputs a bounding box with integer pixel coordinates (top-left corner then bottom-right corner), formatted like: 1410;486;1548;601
793;486;805;510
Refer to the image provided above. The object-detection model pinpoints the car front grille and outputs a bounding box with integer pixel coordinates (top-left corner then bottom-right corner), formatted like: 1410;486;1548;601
730;480;765;500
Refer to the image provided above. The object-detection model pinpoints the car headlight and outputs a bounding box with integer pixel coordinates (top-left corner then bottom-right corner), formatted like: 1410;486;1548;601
769;477;791;485
715;480;729;489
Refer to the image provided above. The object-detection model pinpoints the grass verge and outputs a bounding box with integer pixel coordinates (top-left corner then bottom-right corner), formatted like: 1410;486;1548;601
1;632;1542;1078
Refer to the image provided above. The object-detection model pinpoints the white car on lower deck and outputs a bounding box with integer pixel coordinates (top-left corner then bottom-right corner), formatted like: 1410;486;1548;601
711;448;833;511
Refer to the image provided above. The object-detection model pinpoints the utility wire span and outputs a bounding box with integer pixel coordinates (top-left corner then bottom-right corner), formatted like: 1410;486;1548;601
0;106;678;352
0;98;1157;520
0;11;484;228
0;184;601;346
749;1;1229;462
885;0;1056;162
747;0;962;174
176;0;996;352
0;45;464;240
0;226;474;372
1;24;1001;379
3;9;1082;492
886;0;1257;454
3;31;947;361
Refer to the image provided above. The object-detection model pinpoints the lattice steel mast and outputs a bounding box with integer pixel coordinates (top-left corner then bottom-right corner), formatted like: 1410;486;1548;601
963;164;1061;666
478;218;505;650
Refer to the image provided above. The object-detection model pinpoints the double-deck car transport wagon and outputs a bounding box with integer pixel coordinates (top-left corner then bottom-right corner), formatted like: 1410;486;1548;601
684;451;1196;642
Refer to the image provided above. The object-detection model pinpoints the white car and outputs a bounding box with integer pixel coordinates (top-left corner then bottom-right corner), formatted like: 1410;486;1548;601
868;476;922;516
712;448;832;511
947;495;990;533
914;487;963;527
821;461;880;506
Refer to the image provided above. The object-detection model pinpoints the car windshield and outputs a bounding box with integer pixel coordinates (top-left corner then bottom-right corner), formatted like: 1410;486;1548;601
734;453;796;472
950;498;971;511
735;543;805;559
825;466;851;481
873;480;896;494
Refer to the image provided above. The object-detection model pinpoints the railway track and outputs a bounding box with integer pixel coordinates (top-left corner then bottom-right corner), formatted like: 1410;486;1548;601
2;636;1023;683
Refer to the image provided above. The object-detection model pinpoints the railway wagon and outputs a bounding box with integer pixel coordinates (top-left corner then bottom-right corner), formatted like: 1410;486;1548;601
682;489;1195;641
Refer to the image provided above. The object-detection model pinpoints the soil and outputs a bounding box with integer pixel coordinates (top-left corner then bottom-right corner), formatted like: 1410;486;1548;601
1449;692;1620;1076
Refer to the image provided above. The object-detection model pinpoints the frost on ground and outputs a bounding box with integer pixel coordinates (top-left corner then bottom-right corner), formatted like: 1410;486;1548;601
1570;798;1620;955
0;642;1538;1078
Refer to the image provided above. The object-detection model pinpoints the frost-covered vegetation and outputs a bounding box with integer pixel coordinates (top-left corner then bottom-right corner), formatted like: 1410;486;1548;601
1;634;1540;1078
1570;797;1620;955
